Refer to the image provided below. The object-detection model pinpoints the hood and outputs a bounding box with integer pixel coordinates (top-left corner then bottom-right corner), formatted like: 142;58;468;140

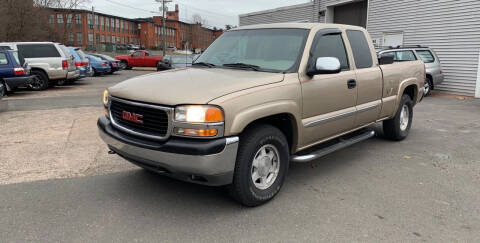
108;68;284;105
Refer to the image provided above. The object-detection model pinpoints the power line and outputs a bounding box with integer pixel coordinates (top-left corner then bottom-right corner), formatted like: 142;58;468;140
103;0;161;14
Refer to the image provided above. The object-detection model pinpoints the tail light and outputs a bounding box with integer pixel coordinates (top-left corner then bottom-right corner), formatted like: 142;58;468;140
440;70;443;74
62;60;68;70
101;62;107;67
75;62;88;67
14;67;25;76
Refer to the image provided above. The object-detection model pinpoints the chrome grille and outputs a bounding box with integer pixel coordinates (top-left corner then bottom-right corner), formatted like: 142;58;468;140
109;97;173;141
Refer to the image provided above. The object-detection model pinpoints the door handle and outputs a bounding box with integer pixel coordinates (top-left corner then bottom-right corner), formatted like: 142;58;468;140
347;79;357;89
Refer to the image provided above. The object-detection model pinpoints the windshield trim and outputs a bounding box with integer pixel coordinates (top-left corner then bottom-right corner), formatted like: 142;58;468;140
194;28;310;74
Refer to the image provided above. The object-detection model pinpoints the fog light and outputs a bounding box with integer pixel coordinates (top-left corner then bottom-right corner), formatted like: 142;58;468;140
104;108;109;118
174;127;218;137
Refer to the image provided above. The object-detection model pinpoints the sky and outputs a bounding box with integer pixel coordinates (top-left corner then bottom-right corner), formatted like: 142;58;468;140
85;0;311;29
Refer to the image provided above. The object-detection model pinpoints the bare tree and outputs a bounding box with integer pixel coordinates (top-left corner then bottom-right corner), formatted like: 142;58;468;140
35;0;91;44
0;0;50;42
192;14;202;24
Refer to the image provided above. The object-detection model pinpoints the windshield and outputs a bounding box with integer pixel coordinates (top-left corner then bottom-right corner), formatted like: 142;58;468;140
76;49;87;60
99;54;116;61
195;28;309;72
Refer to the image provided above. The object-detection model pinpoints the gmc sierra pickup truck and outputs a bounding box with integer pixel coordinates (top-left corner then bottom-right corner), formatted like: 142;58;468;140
99;23;425;206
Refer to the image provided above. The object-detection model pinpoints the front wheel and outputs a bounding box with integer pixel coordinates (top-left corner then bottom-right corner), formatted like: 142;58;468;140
0;80;6;99
229;124;290;207
383;94;413;141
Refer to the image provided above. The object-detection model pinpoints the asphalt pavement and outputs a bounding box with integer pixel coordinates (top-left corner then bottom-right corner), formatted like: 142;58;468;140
0;71;479;242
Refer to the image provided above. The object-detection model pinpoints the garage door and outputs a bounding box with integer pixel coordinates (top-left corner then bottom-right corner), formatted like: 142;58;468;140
333;0;368;28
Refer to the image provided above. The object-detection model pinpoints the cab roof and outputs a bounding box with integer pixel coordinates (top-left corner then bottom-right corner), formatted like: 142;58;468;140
233;23;366;31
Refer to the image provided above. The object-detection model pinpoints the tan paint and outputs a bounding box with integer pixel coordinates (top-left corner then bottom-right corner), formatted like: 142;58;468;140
108;23;424;154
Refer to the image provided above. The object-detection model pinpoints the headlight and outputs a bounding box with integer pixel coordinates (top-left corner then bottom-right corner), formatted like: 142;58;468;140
173;105;224;138
175;105;223;123
103;90;109;106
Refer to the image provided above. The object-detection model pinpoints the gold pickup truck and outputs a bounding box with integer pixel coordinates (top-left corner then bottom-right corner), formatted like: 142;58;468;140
98;23;425;206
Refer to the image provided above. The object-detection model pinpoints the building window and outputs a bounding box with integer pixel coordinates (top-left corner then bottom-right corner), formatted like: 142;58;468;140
66;13;72;28
116;36;120;43
87;14;93;29
112;35;115;43
77;32;83;45
105;17;110;32
88;33;94;44
57;13;63;24
75;14;82;27
100;16;104;31
101;34;105;43
95;15;99;30
48;14;54;25
111;19;115;32
116;19;120;32
120;21;124;33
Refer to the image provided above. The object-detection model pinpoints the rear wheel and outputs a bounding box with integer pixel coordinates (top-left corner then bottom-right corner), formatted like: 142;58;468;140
383;94;413;141
229;124;290;207
424;77;433;96
30;70;49;91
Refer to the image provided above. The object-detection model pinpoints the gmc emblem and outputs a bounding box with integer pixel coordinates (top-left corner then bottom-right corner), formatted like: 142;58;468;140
122;111;143;124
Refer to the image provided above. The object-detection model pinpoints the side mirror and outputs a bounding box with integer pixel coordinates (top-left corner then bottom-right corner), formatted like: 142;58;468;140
307;57;341;76
378;53;394;65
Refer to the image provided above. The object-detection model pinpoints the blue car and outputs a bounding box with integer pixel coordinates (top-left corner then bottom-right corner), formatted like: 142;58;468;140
68;47;93;79
0;48;33;99
86;55;111;76
91;54;122;74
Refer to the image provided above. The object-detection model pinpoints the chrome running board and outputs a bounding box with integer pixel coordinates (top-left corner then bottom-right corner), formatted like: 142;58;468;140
291;130;375;163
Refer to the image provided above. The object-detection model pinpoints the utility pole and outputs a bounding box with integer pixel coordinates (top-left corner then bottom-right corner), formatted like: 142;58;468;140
91;6;95;50
156;0;172;56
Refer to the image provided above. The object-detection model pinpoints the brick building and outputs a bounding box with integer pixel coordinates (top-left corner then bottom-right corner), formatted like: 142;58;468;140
46;4;222;51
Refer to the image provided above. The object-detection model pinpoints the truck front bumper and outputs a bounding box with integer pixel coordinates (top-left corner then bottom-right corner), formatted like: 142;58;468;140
97;116;239;186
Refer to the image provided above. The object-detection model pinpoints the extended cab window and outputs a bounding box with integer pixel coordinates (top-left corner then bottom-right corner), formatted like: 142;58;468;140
416;50;435;63
18;44;61;58
0;53;8;65
311;34;349;70
393;51;417;62
346;30;373;69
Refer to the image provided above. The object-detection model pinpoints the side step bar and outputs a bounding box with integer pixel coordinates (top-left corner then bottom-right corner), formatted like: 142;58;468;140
291;130;375;163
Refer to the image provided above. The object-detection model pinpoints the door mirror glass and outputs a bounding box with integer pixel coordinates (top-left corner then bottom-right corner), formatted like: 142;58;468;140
308;57;341;76
378;53;394;65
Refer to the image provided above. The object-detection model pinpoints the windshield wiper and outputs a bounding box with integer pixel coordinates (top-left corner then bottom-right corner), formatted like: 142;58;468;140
223;63;261;71
192;62;216;68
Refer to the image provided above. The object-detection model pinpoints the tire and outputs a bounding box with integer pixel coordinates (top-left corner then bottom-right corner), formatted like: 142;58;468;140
57;79;67;86
383;94;413;141
424;77;433;96
0;80;6;100
30;70;49;91
122;61;132;70
229;124;290;207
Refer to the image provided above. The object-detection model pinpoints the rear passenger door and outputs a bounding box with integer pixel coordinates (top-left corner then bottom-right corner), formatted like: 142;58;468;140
345;30;383;127
300;29;357;146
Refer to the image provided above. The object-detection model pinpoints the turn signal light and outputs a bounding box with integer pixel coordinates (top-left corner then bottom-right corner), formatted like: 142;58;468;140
174;128;218;137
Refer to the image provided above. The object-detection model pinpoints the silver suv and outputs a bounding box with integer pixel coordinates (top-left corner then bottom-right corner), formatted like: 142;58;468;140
0;42;80;90
378;46;443;96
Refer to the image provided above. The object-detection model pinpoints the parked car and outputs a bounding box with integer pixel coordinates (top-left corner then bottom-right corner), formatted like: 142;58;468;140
86;55;111;76
68;47;93;79
166;46;177;52
90;54;122;74
0;49;33;99
378;45;443;96
99;23;425;206
116;50;163;69
56;44;80;85
0;42;80;90
127;44;140;50
157;55;193;71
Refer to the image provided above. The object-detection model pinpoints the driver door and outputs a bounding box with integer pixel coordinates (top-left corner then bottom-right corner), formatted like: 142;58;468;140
300;30;357;147
131;51;143;66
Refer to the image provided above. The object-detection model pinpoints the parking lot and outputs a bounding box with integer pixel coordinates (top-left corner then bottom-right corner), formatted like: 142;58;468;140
1;70;479;242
